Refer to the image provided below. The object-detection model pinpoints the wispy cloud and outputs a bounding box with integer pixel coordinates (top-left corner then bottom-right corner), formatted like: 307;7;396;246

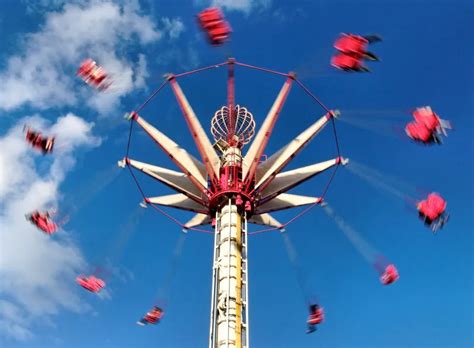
0;0;191;342
196;0;272;13
162;17;185;40
0;114;101;341
0;301;34;341
0;1;183;115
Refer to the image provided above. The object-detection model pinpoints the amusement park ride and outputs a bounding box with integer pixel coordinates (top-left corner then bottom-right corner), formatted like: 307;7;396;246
21;6;454;348
137;306;164;326
331;33;381;72
24;126;55;154
25;210;58;234
118;56;346;347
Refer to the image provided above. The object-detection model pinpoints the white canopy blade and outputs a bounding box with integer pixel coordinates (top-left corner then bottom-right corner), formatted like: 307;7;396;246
131;113;208;191
256;193;320;214
184;213;212;229
260;157;345;202
169;78;220;184
122;158;206;204
255;111;337;189
242;76;294;183
147;194;207;213
248;213;283;229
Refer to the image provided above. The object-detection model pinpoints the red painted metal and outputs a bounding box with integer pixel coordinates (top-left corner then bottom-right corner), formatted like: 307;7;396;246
234;61;291;78
294;78;341;156
125;159;213;234
405;107;451;145
413;111;440;132
380;264;399;285
76;275;106;293
331;52;365;71
76;59;112;91
245;201;252;212
124;156;208;206
26;211;58;234
332;33;381;72
173;61;229;79
405;121;432;142
208;188;253;215
258;159;339;206
25;127;55;154
236;195;243;206
168;76;219;189
135;80;169;113
307;305;324;325
129;111;138;120
138;306;164;325
334;33;368;57
133;114;209;196
248;112;335;198
417;193;447;222
197;7;231;45
243;75;295;191
227;58;236;144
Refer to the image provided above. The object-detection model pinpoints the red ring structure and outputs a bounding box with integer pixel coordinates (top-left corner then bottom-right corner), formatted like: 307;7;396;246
124;59;342;235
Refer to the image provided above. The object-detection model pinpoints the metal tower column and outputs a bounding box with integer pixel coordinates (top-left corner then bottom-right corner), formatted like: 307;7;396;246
209;199;248;348
241;212;249;348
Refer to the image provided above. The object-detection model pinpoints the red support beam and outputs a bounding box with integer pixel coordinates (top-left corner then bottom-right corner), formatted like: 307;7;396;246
227;58;236;144
168;76;221;188
242;74;295;190
128;112;209;196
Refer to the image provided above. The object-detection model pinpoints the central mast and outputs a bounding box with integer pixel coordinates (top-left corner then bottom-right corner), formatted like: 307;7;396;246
209;191;249;348
209;58;249;348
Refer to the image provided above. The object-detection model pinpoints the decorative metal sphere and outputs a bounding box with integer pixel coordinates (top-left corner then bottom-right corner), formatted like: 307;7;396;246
211;105;255;145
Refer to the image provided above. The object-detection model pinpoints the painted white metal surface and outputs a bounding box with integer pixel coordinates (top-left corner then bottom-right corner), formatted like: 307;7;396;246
184;213;212;229
209;201;246;348
146;193;207;213
242;78;293;181
255;193;320;214
259;158;340;201
209;210;220;348
134;114;208;189
247;213;283;229
124;158;206;202
255;112;335;189
242;214;249;348
170;79;221;182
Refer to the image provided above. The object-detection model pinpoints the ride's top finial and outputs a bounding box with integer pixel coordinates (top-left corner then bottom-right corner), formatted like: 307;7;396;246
211;105;255;146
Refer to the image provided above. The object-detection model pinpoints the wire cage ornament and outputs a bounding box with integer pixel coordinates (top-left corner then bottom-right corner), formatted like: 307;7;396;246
211;105;256;145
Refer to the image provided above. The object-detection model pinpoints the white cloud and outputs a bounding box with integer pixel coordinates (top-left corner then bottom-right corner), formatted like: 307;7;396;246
133;54;149;90
0;114;101;341
162;17;185;40
0;1;182;115
198;0;272;13
0;301;33;341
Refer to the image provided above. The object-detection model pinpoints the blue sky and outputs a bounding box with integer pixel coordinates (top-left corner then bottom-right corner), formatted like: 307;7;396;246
0;0;473;347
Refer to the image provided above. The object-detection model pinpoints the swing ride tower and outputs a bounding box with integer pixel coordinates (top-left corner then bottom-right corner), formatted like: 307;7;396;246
120;58;346;348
